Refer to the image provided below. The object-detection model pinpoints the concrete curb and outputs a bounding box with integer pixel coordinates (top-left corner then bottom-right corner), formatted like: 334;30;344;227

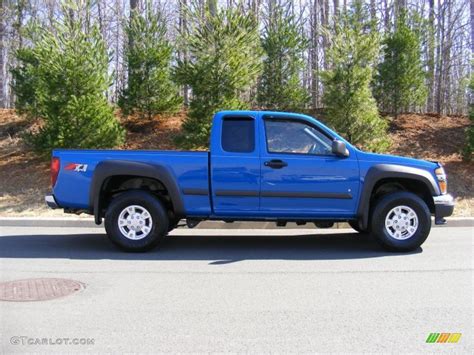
0;217;472;229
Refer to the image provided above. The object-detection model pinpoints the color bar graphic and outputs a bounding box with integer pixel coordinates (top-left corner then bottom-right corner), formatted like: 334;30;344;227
426;333;462;343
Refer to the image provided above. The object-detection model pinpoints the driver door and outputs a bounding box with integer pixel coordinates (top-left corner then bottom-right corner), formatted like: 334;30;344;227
259;115;360;218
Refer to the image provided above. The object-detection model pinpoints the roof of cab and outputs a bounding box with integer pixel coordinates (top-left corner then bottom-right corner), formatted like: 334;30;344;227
215;110;314;119
214;110;353;147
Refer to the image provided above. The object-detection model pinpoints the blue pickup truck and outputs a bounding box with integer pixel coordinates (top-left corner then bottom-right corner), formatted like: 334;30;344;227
46;111;454;252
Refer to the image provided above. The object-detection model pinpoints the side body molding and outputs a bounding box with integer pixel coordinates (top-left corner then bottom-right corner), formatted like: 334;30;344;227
89;160;185;224
357;164;439;230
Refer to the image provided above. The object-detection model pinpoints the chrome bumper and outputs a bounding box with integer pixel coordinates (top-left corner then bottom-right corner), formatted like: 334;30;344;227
45;195;59;209
433;194;454;224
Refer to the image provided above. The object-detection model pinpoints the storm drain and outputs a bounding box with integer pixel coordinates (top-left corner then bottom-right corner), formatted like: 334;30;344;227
0;278;85;302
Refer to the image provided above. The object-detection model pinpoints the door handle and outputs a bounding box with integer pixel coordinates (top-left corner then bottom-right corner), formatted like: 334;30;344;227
264;159;288;169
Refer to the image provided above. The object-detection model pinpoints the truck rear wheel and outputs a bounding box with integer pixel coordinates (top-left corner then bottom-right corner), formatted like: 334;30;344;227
104;190;169;252
370;191;431;252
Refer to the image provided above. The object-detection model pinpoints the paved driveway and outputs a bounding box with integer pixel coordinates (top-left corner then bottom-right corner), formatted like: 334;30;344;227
0;225;472;353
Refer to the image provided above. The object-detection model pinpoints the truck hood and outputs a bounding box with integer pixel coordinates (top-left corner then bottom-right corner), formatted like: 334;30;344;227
356;151;439;171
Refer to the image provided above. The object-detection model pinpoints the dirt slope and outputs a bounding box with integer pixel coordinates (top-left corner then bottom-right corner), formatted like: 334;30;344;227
387;113;472;216
0;109;472;216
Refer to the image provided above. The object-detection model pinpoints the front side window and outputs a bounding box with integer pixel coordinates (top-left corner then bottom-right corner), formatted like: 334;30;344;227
264;118;333;155
221;117;255;153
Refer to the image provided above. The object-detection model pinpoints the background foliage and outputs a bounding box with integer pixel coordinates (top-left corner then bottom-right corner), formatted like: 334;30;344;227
12;1;124;154
119;1;181;119
0;0;471;154
175;2;262;148
322;2;389;152
376;11;427;116
257;0;309;111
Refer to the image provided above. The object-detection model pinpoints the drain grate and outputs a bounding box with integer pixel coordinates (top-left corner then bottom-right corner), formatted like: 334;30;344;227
0;278;85;302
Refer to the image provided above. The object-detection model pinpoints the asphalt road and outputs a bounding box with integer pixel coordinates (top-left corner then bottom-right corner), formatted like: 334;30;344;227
0;225;472;353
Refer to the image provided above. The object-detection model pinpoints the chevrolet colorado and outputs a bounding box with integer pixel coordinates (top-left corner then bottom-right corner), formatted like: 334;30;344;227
46;111;454;252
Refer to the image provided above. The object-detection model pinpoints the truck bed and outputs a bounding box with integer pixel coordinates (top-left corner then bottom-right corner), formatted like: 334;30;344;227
52;149;211;215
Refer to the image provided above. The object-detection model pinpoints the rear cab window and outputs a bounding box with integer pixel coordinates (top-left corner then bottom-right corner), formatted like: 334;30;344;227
221;117;255;153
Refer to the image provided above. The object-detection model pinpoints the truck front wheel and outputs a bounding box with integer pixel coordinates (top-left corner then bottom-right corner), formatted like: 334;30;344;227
370;191;431;252
104;190;169;252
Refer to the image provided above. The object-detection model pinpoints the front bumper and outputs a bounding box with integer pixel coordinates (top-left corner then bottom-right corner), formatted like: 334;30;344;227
433;194;454;224
45;194;59;209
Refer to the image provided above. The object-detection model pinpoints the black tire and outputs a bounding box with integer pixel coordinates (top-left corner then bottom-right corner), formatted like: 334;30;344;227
104;190;169;252
370;191;431;252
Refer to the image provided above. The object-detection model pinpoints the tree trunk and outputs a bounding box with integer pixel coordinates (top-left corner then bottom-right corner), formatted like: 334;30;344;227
114;0;124;102
180;0;189;106
10;0;26;107
394;0;406;29
471;0;474;53
370;0;376;23
427;0;435;112
208;0;217;16
46;0;56;28
0;0;5;108
471;0;474;113
311;0;319;109
333;0;339;33
435;0;444;114
443;0;452;114
383;0;390;32
127;0;138;94
251;0;261;22
15;1;24;49
321;0;328;70
129;0;138;48
97;0;104;35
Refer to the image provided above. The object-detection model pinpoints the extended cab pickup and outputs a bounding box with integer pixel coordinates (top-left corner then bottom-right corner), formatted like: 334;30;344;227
46;111;454;252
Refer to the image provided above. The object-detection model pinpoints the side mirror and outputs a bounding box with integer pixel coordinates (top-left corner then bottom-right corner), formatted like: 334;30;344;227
332;140;349;157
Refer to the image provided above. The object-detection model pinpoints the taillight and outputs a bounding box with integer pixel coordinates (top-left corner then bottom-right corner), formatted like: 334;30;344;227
51;157;60;187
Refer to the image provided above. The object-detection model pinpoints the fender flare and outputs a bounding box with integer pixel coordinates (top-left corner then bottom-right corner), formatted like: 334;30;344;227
89;160;185;224
357;164;439;230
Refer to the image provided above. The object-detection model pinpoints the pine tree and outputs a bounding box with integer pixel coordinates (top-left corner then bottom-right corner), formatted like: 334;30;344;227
376;11;427;116
175;2;263;148
11;1;124;154
119;1;181;119
322;1;389;152
257;1;309;111
10;45;40;119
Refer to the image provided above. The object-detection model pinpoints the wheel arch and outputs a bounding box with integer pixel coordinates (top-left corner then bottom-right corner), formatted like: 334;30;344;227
89;160;185;224
357;164;439;230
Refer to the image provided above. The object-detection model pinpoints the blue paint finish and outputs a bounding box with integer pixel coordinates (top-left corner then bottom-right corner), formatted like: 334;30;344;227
51;110;443;221
210;111;261;215
355;150;440;195
52;150;210;214
257;112;360;216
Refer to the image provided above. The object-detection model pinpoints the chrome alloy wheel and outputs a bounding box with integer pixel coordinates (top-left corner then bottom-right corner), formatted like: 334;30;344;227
118;205;153;240
384;205;419;240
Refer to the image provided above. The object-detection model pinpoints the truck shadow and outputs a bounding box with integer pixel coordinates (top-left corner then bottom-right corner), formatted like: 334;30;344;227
0;232;421;263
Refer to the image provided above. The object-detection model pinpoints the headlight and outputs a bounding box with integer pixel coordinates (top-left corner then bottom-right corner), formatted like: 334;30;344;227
435;167;447;194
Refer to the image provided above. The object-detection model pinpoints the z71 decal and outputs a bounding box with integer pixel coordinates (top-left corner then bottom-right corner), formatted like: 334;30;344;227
64;163;88;172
